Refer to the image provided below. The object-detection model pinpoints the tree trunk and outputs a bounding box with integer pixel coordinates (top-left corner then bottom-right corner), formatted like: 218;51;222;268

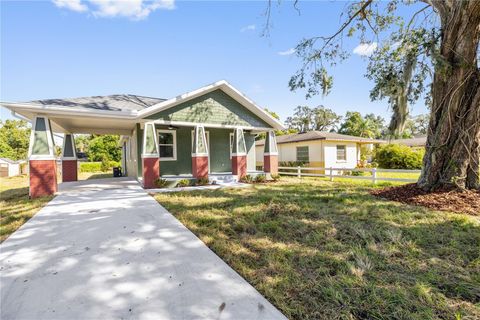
418;1;480;191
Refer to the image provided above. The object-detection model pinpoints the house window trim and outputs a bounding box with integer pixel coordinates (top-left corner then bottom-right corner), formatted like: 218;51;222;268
296;146;309;162
336;144;347;162
157;129;177;161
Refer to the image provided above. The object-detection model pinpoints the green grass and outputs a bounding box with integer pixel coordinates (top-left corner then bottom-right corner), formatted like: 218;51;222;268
0;172;114;242
154;177;480;320
0;175;52;242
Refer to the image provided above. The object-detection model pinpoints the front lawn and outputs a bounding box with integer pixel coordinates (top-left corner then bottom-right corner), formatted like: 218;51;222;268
0;175;52;242
154;177;480;320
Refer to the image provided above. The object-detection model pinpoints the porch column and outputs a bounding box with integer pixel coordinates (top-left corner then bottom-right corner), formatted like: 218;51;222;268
61;133;77;182
264;130;278;175
28;116;57;198
231;128;247;179
192;125;209;179
142;122;159;189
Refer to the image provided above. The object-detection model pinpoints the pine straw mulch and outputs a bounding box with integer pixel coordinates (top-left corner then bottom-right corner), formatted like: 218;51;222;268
370;184;480;215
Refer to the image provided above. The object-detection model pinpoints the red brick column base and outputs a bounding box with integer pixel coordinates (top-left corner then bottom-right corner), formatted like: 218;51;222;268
192;156;208;179
264;155;278;175
143;157;159;189
62;160;78;182
29;160;57;198
232;155;247;179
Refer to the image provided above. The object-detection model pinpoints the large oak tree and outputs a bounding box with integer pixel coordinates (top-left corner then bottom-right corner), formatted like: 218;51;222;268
272;0;480;190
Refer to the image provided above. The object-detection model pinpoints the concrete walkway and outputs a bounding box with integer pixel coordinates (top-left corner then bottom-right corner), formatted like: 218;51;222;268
1;178;286;320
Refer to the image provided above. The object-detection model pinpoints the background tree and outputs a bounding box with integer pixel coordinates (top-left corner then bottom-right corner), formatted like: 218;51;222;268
286;105;341;132
271;0;479;190
87;135;121;162
0;120;30;160
339;111;385;138
404;114;429;137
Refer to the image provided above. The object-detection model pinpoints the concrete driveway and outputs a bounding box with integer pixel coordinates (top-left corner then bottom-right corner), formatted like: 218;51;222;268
1;178;286;320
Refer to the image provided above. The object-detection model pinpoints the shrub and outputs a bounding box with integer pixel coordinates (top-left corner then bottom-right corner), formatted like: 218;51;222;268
101;156;110;172
176;179;191;187
79;161;120;172
279;161;308;167
270;174;281;181
154;178;169;188
254;174;266;183
196;177;209;186
374;144;424;169
240;174;253;183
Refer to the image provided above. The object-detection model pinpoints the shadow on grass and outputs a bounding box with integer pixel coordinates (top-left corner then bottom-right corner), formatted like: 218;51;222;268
154;179;480;320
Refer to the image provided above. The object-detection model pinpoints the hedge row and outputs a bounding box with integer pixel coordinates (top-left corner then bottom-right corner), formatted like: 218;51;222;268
79;161;121;173
374;144;424;170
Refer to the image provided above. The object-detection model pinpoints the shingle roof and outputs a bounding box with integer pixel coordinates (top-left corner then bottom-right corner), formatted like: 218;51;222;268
390;135;427;147
255;131;385;146
27;94;166;113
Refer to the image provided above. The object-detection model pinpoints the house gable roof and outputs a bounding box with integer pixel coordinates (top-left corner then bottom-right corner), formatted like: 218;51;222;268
143;89;271;128
256;131;385;146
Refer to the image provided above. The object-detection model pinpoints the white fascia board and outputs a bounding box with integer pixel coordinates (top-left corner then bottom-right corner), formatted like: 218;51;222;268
0;102;138;120
146;119;274;131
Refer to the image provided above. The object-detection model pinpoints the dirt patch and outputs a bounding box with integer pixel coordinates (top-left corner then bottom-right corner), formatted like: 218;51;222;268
371;184;480;215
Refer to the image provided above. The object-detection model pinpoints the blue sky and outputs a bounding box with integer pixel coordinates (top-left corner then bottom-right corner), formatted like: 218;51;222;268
1;0;429;124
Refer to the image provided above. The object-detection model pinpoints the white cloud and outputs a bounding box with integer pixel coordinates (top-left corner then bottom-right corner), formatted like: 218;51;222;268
240;24;256;32
52;0;88;12
52;0;175;19
353;42;378;56
278;48;296;56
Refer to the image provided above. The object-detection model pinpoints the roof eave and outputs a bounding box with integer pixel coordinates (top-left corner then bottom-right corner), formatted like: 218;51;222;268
0;102;139;120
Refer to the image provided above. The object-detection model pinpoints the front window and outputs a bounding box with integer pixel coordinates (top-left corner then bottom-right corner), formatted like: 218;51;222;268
158;130;176;160
296;146;309;162
336;145;346;161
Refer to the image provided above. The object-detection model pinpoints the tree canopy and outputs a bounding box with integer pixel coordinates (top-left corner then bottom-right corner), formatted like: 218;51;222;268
0;120;30;161
285;105;342;133
338;111;385;139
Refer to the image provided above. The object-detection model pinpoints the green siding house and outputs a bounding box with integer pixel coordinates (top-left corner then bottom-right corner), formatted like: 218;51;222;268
2;80;284;196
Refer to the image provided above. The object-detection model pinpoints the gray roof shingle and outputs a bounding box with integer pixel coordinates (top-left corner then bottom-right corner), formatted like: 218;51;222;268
390;135;427;147
27;94;166;113
255;131;385;146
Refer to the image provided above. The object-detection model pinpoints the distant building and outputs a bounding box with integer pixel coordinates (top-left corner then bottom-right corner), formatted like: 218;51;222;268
255;131;385;173
0;158;26;177
390;135;427;148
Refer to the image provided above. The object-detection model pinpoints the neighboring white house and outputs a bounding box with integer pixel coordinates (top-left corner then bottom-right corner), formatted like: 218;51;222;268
0;158;26;177
255;131;384;173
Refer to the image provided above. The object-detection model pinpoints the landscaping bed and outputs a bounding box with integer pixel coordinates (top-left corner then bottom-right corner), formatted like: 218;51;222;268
371;183;480;215
154;177;480;320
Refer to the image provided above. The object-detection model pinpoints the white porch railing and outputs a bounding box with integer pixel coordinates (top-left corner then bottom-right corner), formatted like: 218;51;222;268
278;166;421;183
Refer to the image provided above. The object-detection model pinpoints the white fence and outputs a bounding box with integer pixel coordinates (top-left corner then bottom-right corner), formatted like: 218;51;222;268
278;166;421;183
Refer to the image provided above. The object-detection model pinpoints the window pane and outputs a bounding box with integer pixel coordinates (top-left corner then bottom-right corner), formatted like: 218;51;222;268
160;145;174;158
159;132;173;145
337;145;346;160
296;146;309;162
